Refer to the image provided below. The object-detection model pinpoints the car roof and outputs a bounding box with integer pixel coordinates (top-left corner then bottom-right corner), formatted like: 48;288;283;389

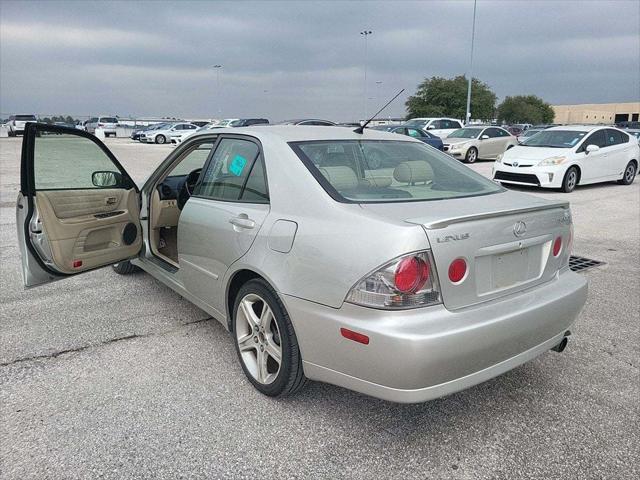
187;125;422;143
546;125;607;132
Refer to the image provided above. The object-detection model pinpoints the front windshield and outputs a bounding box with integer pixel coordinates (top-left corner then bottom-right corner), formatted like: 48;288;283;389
521;129;541;138
521;130;587;148
290;140;502;203
448;128;482;139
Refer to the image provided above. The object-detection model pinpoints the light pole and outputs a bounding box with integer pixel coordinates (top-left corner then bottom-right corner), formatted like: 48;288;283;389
375;80;382;106
213;64;222;119
465;0;477;125
360;30;372;120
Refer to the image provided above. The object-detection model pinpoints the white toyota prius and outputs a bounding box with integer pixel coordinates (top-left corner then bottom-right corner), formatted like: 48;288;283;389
493;125;638;192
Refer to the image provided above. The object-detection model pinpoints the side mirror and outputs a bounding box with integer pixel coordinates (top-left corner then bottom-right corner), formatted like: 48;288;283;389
481;134;489;140
426;125;435;130
92;171;122;187
585;144;599;154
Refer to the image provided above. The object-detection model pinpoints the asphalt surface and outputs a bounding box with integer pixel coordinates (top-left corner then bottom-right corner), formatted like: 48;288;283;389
1;137;638;479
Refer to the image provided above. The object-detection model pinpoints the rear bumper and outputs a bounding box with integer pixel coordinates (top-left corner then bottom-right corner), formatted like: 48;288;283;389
282;269;587;403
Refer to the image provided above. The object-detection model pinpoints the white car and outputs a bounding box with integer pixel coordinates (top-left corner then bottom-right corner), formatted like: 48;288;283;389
7;114;37;136
85;116;119;137
444;126;518;163
171;122;227;144
140;122;198;144
404;117;464;138
493;125;639;193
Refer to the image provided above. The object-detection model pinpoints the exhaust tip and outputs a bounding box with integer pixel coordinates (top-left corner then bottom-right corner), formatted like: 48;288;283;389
551;337;568;353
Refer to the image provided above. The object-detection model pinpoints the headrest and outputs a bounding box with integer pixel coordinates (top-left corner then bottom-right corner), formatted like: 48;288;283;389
361;176;393;188
393;161;434;184
318;166;358;191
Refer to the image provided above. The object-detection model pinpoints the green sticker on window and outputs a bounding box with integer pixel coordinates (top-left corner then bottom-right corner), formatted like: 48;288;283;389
229;155;247;176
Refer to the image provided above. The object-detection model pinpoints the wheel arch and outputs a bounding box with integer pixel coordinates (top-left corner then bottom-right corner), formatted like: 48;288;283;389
225;268;279;331
568;164;582;184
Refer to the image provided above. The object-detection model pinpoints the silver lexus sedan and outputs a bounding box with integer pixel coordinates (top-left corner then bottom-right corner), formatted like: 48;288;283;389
16;123;588;403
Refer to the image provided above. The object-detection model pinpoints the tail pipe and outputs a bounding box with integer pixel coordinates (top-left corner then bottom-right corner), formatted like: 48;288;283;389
551;330;571;353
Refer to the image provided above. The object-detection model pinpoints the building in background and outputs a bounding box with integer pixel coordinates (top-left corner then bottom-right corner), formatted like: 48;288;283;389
552;102;640;125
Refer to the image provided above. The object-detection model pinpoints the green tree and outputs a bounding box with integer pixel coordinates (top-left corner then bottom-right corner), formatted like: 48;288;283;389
496;95;554;124
405;75;497;122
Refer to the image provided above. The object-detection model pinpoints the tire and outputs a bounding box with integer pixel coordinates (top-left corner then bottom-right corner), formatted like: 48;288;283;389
232;279;307;397
561;166;579;193
617;161;637;185
8;130;14;137
112;260;139;275
155;134;166;144
464;147;478;163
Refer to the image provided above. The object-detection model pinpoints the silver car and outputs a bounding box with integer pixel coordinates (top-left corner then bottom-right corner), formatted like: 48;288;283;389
85;116;118;137
444;126;518;163
16;124;588;403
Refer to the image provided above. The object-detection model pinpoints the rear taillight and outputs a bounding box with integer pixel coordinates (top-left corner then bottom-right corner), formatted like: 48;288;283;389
346;251;441;309
553;236;562;257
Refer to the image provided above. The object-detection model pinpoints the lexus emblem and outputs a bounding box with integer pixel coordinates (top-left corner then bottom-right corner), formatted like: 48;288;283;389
513;161;519;167
513;221;527;237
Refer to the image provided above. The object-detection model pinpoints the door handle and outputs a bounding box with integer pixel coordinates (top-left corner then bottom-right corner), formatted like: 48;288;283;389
229;215;255;229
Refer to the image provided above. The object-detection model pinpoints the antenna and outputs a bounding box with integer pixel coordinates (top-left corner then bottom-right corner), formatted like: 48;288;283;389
354;88;405;134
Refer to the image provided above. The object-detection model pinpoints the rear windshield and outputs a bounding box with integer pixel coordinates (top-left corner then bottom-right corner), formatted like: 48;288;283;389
521;130;587;148
99;117;118;123
16;115;37;121
290;140;502;203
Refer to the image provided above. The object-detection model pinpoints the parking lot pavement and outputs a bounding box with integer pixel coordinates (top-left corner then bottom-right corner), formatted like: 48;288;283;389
1;137;638;479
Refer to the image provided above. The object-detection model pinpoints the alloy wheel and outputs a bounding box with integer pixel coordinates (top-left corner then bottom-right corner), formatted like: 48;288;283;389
567;170;577;190
235;293;282;385
625;164;636;183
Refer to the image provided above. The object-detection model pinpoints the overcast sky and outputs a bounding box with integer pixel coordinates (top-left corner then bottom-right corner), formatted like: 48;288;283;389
1;0;638;122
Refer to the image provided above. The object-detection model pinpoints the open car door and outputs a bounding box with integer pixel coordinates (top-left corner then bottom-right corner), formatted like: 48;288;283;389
17;123;142;287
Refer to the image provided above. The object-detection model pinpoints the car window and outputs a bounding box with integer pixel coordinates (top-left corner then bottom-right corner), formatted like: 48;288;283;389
580;130;607;151
89;118;98;123
392;128;406;136
99;117;117;123
240;152;269;202
406;128;424;138
291;140;502;203
195;138;264;202
34;134;126;190
430;120;443;129
497;128;510;137
605;129;623;146
483;128;499;138
186;124;197;129
167;142;215;177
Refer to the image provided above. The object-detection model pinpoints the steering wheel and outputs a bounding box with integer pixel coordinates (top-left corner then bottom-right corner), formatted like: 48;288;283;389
177;168;202;210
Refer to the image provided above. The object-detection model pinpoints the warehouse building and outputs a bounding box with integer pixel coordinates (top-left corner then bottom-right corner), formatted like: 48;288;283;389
552;102;640;125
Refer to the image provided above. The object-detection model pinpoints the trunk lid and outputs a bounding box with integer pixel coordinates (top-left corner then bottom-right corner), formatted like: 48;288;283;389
360;190;572;310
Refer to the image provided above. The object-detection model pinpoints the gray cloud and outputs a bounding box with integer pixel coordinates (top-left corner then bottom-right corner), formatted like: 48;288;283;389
1;0;638;121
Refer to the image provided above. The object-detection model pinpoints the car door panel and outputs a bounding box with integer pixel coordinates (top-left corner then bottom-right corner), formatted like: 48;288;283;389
178;198;269;312
17;123;141;287
34;189;141;274
175;136;270;311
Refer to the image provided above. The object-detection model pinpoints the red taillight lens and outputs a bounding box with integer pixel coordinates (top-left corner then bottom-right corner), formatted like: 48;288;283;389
394;257;430;293
553;236;562;257
448;258;467;283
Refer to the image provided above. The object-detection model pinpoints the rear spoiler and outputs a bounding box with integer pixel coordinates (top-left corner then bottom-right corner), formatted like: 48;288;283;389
415;202;570;230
